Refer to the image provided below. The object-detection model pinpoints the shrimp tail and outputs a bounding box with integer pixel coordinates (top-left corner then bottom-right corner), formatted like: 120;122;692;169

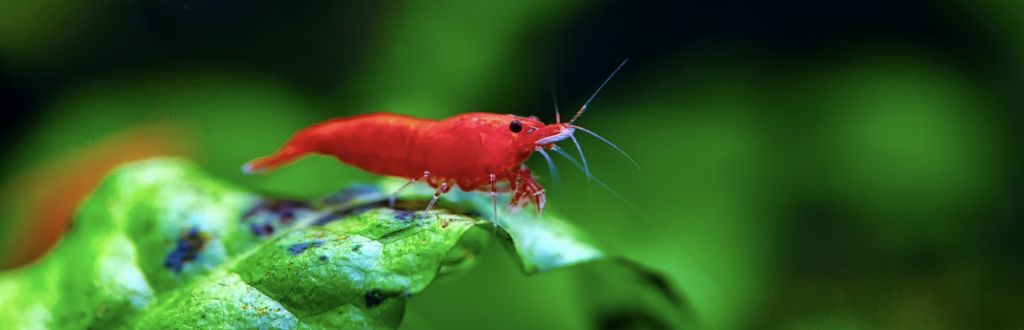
242;151;301;174
243;135;316;175
243;114;415;175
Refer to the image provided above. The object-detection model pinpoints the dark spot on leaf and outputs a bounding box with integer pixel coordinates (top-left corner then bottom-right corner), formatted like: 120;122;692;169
250;222;275;237
287;241;324;256
365;288;386;307
351;244;362;252
319;185;382;206
312;202;385;226
243;198;310;225
277;212;296;225
164;228;208;273
319;255;328;262
377;227;413;243
311;187;484;227
311;212;341;227
393;210;416;221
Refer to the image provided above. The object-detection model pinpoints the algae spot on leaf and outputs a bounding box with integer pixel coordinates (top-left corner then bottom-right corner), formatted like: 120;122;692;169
393;210;416;221
287;241;324;256
242;198;313;238
365;288;386;307
311;201;385;227
318;185;385;207
242;199;310;224
163;227;209;273
249;222;275;237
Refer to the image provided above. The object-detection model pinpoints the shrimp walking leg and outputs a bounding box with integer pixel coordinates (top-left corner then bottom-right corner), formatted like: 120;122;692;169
390;171;431;208
490;174;499;232
424;182;450;214
509;166;546;214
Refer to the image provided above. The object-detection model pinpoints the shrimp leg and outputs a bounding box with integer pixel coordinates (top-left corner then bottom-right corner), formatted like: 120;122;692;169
390;171;431;208
424;182;450;214
510;166;546;214
490;174;499;232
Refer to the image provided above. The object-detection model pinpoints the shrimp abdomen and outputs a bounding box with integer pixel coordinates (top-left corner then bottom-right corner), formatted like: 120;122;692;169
244;113;432;176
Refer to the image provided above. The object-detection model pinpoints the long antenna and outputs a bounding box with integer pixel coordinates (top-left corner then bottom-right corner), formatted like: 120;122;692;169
536;148;564;205
570;125;639;169
567;59;629;125
569;133;590;182
550;78;561;124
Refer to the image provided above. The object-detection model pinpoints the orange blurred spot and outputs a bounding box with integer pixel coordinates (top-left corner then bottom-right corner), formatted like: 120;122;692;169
0;125;192;270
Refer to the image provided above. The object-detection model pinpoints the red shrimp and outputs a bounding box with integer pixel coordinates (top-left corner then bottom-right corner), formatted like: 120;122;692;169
243;60;634;228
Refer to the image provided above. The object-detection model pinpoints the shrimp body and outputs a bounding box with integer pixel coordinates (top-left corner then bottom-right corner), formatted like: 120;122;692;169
244;112;567;213
245;60;633;222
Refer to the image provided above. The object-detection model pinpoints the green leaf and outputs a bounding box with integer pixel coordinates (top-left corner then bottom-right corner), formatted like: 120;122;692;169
379;178;605;274
0;158;692;329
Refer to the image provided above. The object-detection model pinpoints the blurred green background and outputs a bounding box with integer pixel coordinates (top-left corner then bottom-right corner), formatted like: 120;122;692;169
1;0;1021;329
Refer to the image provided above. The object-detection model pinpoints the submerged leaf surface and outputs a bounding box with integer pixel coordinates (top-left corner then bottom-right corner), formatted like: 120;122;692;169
0;158;691;329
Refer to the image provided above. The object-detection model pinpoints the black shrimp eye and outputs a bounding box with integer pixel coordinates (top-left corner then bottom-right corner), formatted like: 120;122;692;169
509;120;523;133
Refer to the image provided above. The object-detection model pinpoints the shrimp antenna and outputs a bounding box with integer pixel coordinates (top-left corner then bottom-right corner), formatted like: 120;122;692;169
536;148;561;188
567;59;629;126
552;146;614;200
568;133;591;183
536;147;565;205
550;78;561;124
569;125;639;169
551;146;624;201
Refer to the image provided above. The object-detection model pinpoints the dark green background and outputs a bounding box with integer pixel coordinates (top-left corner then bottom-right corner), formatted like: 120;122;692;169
1;0;1021;329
